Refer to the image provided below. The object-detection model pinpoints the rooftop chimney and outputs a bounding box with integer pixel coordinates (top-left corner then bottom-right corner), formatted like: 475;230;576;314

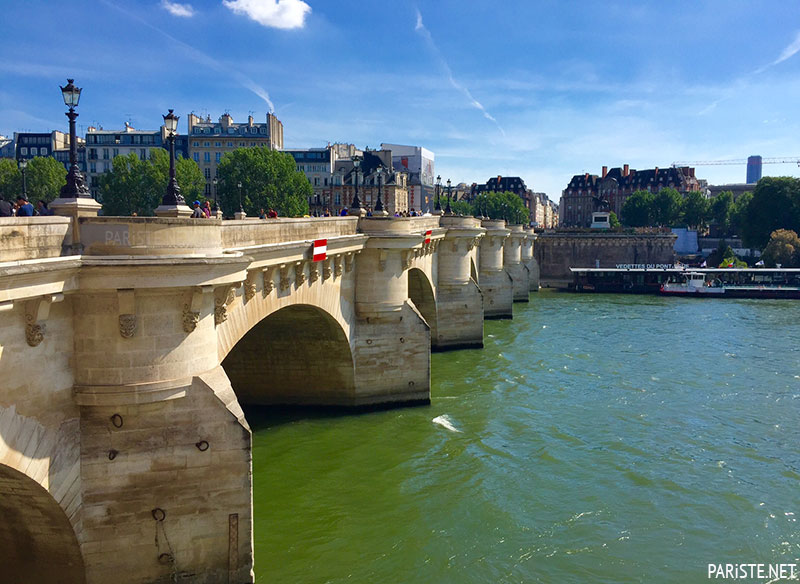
602;165;608;178
623;164;629;177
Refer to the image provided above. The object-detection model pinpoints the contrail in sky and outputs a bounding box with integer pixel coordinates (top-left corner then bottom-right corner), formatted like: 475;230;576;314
100;0;275;112
414;8;505;136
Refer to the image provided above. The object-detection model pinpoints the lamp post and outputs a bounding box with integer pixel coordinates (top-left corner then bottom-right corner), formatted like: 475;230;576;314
375;165;388;216
212;177;218;214
58;79;90;198
445;178;453;215
237;181;243;213
18;159;28;200
434;174;442;214
350;155;363;214
160;109;185;207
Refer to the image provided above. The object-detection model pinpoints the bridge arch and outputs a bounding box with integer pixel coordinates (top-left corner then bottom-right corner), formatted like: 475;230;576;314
0;464;86;583
222;304;356;406
408;267;437;342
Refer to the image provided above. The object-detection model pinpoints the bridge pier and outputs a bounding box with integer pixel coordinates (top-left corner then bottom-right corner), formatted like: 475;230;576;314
504;225;530;302
353;219;432;405
478;219;513;319
70;264;255;584
522;230;540;291
434;216;485;350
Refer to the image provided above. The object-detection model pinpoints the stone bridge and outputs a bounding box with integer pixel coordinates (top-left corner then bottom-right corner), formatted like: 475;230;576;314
0;212;538;583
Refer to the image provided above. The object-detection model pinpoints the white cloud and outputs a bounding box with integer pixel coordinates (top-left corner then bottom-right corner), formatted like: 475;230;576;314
223;0;310;30
161;0;195;17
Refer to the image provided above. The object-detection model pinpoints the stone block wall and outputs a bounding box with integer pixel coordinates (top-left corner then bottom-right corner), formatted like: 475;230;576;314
536;232;677;286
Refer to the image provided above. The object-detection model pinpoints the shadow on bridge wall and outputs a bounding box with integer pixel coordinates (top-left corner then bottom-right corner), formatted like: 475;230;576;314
0;464;86;583
408;268;438;346
222;305;356;406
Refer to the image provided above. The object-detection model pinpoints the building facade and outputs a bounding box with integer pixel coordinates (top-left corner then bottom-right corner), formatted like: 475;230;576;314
561;164;701;227
84;122;188;199
188;113;283;198
330;150;409;215
380;143;435;212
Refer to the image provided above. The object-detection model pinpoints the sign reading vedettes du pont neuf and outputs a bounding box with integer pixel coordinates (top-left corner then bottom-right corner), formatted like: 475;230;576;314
615;264;675;269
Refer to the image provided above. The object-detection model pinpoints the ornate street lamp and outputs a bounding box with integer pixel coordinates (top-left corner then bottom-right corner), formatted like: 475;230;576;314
160;109;185;206
59;79;90;198
445;178;453;215
212;177;218;213
237;181;243;213
18;159;28;200
350;155;363;212
434;174;442;213
375;165;387;215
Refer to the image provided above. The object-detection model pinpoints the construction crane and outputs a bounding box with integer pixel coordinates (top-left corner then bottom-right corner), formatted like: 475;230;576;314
671;157;800;167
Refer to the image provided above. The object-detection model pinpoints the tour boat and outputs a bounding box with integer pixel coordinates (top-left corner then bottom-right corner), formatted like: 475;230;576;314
660;270;800;299
571;267;800;298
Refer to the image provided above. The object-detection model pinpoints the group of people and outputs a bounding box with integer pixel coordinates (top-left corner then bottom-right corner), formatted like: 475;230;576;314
0;196;53;217
190;200;214;218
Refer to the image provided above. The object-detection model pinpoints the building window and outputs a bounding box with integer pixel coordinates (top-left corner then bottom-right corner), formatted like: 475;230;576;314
205;184;211;195
30;147;38;155
204;141;210;147
204;152;210;162
227;142;233;147
335;194;341;205
314;177;319;186
215;152;221;163
113;148;119;157
193;152;199;162
193;141;199;146
140;149;147;160
324;178;328;186
90;163;96;173
20;147;27;155
204;168;211;179
215;141;221;147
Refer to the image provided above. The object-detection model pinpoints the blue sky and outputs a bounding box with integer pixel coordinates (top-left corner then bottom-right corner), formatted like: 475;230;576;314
3;1;800;201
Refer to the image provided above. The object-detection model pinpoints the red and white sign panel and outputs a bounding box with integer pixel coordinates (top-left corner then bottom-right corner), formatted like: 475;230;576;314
312;239;327;262
424;230;432;244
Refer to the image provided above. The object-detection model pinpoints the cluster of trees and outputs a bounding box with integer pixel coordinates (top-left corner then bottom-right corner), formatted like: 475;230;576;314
619;177;800;252
97;147;310;217
761;229;800;267
99;149;205;216
215;148;310;217
449;190;529;224
0;157;67;204
620;187;750;234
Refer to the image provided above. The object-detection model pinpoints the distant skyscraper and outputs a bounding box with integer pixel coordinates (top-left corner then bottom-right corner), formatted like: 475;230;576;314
746;155;762;184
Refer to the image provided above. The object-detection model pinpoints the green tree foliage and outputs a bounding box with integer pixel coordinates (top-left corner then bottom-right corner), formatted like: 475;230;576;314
449;200;472;216
25;157;67;204
652;187;684;226
469;191;528;224
608;211;621;229
0;159;22;202
711;190;734;235
99;150;206;216
730;191;752;237
621;190;654;227
682;191;710;229
761;229;800;267
739;177;800;249
717;245;747;268
216;148;310;217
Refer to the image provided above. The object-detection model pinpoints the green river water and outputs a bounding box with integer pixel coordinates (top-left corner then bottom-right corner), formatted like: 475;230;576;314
247;291;800;583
